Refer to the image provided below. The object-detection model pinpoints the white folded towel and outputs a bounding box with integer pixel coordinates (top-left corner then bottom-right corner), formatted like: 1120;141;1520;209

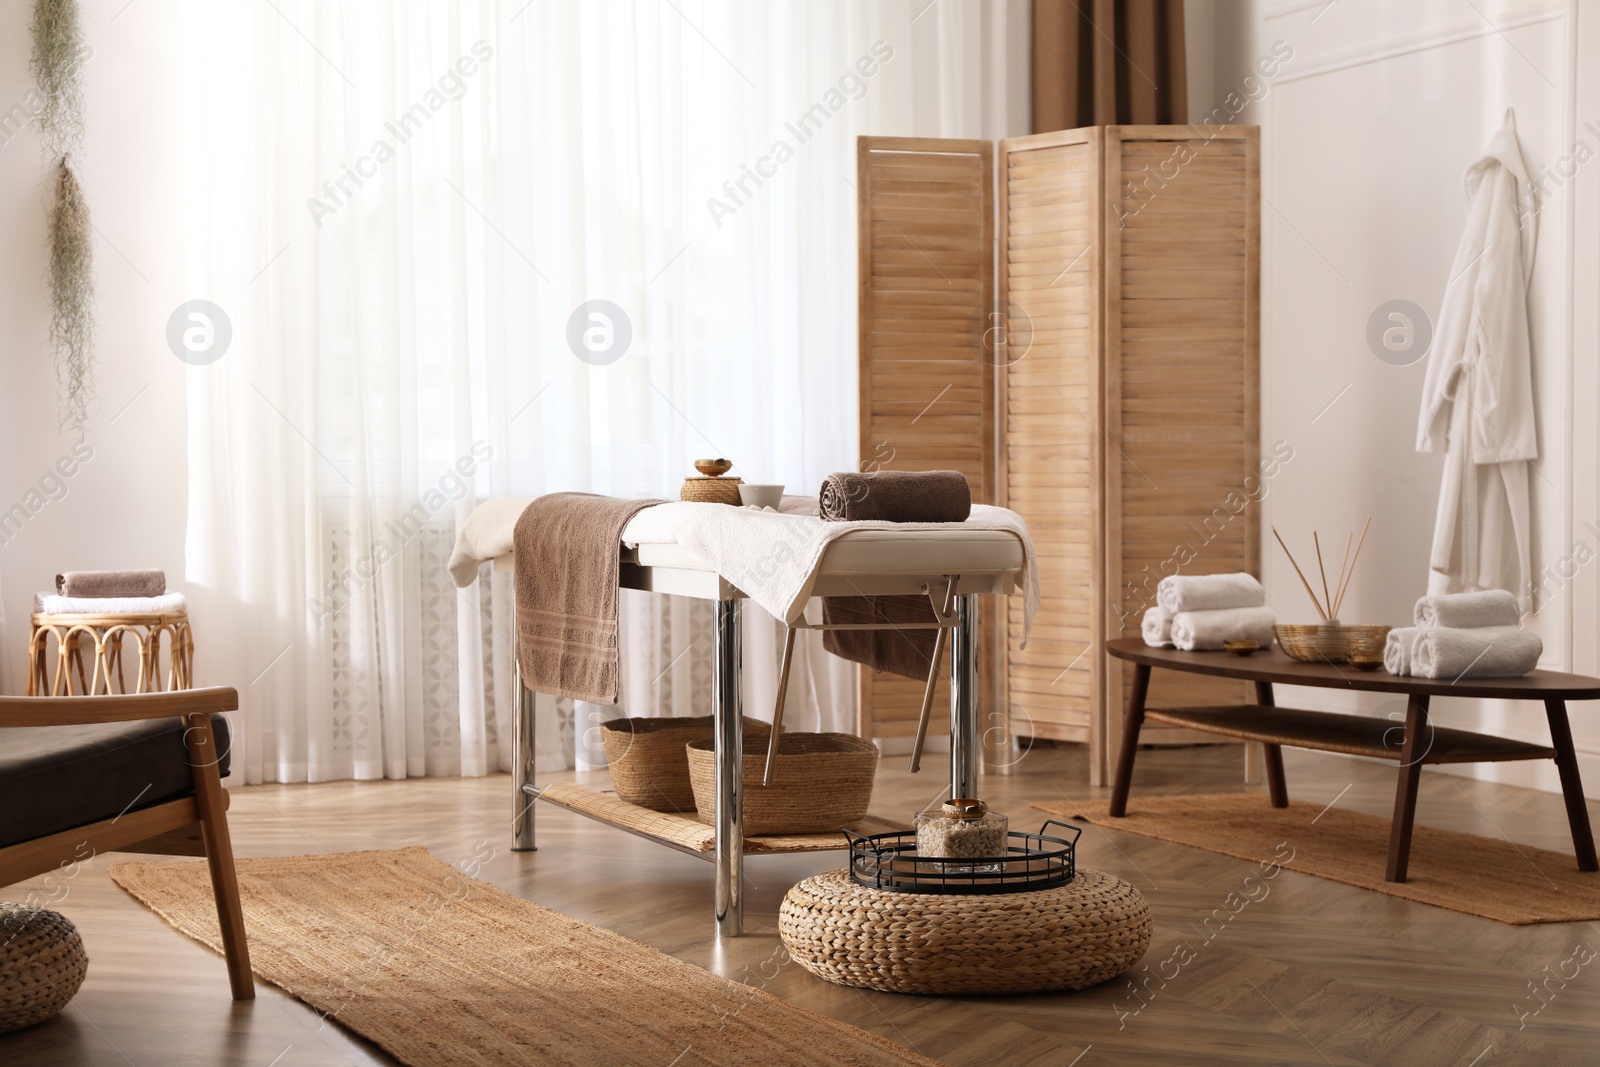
1383;627;1420;676
1413;590;1521;630
1410;625;1543;680
1170;606;1277;651
34;592;189;614
1157;573;1265;615
1142;607;1173;648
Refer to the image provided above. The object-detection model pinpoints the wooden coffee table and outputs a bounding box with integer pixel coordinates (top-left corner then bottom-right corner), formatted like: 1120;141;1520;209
1106;638;1600;882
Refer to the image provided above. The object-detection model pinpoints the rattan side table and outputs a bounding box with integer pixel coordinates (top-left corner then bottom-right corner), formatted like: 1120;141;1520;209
779;867;1151;995
27;611;194;696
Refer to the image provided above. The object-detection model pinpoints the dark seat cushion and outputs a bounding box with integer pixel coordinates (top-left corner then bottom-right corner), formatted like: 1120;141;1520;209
0;714;231;849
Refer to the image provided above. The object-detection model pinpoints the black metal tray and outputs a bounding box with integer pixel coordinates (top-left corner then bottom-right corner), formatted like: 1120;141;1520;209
843;819;1080;895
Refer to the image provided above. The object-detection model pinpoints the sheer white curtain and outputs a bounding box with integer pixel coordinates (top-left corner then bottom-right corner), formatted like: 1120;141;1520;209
179;0;1025;784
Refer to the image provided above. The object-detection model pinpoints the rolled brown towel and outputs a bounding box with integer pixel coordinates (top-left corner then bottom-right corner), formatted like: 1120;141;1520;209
55;569;167;598
818;470;971;523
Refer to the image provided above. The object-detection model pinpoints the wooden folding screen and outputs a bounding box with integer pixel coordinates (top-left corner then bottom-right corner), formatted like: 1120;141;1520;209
1093;126;1260;781
857;126;1260;782
854;137;995;743
993;127;1106;761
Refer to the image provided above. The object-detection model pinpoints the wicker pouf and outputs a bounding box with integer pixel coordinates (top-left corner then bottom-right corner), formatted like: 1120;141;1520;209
779;868;1150;995
0;905;89;1034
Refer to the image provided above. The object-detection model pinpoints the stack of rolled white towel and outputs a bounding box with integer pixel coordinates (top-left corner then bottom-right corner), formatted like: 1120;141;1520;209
1384;590;1541;679
1143;573;1276;651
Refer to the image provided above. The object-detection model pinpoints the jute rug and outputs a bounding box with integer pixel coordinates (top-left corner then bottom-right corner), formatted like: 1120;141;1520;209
110;847;942;1067
1034;794;1600;925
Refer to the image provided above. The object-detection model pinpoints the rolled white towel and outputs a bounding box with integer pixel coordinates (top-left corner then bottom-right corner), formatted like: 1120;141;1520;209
1157;573;1265;615
1413;590;1521;629
1410;626;1543;680
34;592;189;614
1383;627;1420;676
1170;606;1277;652
1142;607;1174;648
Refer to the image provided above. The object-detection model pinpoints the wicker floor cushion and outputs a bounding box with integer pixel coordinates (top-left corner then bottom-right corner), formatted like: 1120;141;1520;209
778;867;1151;995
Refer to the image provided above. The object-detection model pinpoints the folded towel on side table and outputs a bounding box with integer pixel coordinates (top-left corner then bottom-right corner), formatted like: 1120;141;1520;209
55;570;166;598
1142;607;1174;648
818;470;971;523
513;493;665;704
1413;590;1522;629
1156;573;1265;615
1410;626;1543;680
35;592;187;614
1384;627;1420;676
1170;606;1277;651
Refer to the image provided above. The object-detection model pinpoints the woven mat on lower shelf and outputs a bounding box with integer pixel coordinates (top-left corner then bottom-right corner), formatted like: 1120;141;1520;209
538;780;906;853
1034;793;1600;925
111;848;942;1067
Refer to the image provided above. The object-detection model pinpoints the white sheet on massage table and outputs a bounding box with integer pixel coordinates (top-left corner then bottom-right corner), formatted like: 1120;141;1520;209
448;497;1039;644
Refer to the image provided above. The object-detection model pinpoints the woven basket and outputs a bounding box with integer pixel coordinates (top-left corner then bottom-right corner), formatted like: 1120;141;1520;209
680;476;743;505
601;716;770;813
1341;624;1392;668
779;867;1151;995
687;732;878;834
1275;622;1347;663
1275;623;1391;666
0;904;88;1034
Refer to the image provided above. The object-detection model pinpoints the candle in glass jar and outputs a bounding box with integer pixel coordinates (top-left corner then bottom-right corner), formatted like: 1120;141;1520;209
915;798;1008;859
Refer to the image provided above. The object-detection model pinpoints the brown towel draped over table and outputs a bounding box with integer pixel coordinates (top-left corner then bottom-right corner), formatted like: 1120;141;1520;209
513;493;664;704
818;469;971;678
55;570;167;598
822;595;941;682
818;470;972;523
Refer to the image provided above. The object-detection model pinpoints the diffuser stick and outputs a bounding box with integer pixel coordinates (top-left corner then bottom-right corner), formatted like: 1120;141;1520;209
1333;517;1372;619
1314;532;1333;620
1271;526;1328;621
1333;531;1352;618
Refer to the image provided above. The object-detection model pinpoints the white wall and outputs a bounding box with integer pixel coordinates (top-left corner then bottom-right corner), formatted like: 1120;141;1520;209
0;1;193;694
1195;0;1599;795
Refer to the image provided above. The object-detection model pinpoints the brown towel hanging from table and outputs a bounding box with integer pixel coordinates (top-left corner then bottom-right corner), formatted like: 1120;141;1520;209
513;493;665;704
822;595;941;682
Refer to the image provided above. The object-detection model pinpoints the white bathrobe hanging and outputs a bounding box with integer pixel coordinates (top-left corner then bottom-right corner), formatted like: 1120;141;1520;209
1416;111;1538;608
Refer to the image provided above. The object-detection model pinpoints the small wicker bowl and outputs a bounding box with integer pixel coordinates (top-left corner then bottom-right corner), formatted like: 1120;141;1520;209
1342;625;1393;670
687;732;878;834
1275;623;1391;666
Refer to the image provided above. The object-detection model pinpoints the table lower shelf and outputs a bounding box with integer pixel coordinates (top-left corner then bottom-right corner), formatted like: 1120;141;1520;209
1144;705;1557;765
534;780;907;858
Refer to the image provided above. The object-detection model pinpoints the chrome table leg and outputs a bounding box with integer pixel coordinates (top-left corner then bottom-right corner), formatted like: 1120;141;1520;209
512;660;537;852
713;598;744;937
949;594;980;801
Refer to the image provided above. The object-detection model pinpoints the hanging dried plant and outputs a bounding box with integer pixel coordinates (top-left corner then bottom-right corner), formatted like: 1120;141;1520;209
49;160;94;433
33;0;94;431
30;0;87;159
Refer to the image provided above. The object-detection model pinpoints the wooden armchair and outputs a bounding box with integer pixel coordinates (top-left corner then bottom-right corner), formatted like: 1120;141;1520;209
0;688;253;999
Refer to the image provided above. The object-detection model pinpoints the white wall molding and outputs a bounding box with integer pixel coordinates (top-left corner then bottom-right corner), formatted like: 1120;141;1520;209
1276;6;1565;84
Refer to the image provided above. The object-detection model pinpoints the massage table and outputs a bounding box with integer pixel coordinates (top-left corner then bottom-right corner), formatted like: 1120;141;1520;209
452;497;1036;937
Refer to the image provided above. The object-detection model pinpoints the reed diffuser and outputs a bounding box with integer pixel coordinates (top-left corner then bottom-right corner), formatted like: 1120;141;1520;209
1272;520;1388;665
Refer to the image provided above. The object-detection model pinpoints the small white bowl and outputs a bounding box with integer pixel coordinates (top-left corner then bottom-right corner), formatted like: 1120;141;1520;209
738;483;784;509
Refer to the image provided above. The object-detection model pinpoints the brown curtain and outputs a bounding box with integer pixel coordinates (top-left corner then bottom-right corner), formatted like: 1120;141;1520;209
1032;0;1187;132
